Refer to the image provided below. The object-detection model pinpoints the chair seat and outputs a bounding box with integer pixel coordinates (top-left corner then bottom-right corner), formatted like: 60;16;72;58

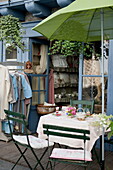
50;148;92;161
13;135;54;149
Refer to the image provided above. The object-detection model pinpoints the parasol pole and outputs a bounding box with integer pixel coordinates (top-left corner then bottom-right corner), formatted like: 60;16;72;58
100;8;105;170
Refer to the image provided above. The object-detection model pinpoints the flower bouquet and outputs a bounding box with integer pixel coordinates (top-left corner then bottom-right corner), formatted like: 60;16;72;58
89;114;112;128
66;106;76;118
89;114;113;135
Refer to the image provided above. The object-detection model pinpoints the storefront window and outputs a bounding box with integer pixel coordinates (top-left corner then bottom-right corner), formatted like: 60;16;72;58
6;44;17;61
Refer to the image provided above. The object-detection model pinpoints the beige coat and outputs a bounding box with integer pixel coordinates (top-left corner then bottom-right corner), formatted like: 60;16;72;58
0;65;12;119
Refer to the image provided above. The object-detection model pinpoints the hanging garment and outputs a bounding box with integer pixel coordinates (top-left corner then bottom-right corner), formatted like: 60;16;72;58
10;72;32;114
18;72;32;116
0;65;12;119
32;76;45;104
19;73;32;99
35;44;48;74
10;74;18;103
49;69;55;104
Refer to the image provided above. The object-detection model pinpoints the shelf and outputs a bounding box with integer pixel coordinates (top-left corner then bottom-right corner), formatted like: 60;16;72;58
53;64;78;104
54;83;77;88
55;98;70;103
0;61;24;66
54;67;78;73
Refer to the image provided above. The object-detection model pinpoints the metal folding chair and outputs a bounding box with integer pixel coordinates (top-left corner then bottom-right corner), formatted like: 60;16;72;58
70;100;101;161
4;109;54;170
43;124;92;170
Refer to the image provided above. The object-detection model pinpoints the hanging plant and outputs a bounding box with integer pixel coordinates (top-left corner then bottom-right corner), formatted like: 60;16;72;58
0;15;25;51
48;40;94;59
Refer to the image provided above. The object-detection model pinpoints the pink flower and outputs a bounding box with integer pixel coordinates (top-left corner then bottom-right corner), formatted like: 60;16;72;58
66;107;76;116
71;110;76;115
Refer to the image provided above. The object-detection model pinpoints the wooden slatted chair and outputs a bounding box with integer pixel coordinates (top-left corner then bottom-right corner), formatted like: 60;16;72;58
70;99;94;114
43;124;92;170
4;109;54;170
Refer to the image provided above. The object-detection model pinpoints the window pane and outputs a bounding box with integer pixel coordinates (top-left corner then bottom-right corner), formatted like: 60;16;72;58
6;45;17;60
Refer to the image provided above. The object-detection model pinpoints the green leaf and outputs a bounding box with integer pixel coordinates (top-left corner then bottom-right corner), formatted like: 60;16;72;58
108;131;113;140
0;15;26;52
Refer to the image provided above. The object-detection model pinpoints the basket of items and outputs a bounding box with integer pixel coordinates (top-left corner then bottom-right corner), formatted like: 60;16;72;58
76;108;86;121
37;102;56;115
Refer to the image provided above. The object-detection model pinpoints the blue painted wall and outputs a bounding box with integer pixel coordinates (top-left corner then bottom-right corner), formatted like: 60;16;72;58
0;0;75;18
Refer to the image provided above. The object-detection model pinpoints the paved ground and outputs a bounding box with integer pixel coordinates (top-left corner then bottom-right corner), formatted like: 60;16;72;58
0;159;29;170
0;138;113;170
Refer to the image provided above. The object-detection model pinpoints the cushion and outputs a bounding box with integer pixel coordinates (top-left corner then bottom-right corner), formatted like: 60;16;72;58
50;148;92;161
13;135;54;149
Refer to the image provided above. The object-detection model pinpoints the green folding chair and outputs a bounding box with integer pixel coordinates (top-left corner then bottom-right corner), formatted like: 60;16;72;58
70;100;100;166
4;109;54;170
70;99;94;114
43;124;92;170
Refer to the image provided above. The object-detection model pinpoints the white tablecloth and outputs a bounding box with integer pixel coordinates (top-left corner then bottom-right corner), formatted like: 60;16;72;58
37;112;102;151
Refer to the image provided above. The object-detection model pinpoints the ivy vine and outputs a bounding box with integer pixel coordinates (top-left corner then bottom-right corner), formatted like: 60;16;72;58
48;40;94;59
0;15;25;51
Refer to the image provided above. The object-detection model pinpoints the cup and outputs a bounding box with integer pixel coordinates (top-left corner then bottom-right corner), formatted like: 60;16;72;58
56;107;59;111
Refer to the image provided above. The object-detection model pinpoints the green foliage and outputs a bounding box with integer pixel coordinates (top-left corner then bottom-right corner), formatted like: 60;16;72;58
0;15;25;51
48;40;93;58
90;113;113;139
107;121;113;139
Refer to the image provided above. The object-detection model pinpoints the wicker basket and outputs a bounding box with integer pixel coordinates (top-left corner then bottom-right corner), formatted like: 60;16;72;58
37;104;56;115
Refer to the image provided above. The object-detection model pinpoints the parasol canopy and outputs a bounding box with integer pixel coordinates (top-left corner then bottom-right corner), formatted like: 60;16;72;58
32;0;113;42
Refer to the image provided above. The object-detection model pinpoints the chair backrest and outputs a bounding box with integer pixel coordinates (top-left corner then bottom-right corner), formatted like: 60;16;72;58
43;124;90;147
70;99;94;114
4;109;28;139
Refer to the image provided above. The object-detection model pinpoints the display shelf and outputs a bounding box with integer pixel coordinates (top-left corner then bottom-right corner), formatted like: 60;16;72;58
54;67;78;73
54;83;77;88
51;55;78;104
55;98;70;103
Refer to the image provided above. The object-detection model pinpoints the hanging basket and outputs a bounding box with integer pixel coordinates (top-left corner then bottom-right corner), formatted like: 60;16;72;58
37;104;56;115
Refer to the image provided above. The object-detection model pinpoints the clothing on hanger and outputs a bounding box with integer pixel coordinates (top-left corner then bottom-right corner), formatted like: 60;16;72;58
0;65;12;119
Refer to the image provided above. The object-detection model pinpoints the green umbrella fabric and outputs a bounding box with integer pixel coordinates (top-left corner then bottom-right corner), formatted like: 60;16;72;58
32;0;113;42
